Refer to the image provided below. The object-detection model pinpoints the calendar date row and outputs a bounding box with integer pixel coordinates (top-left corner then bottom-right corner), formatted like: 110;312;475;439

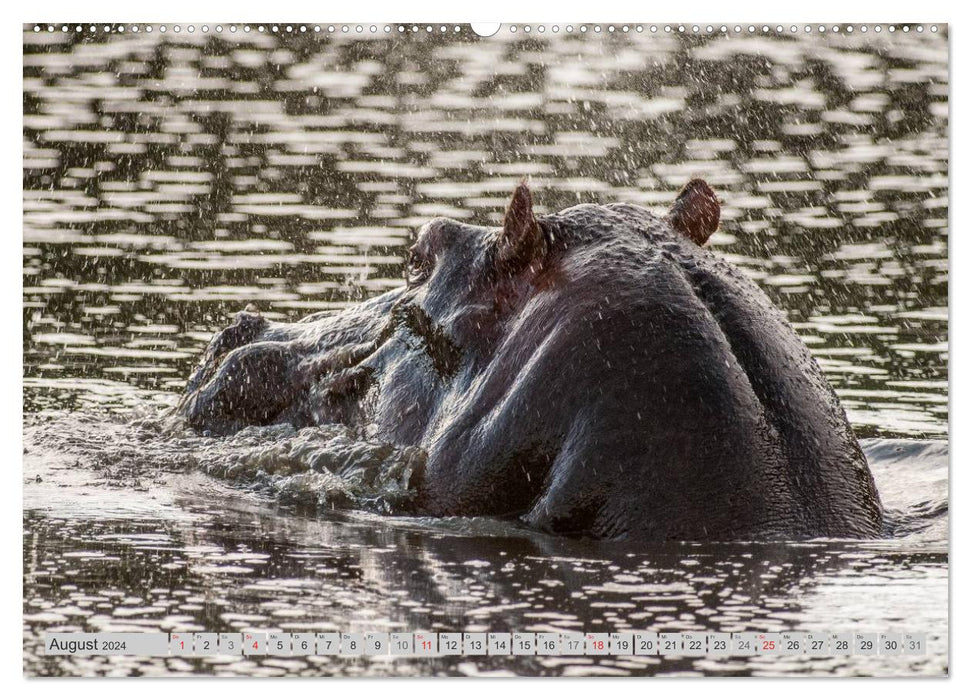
45;631;927;658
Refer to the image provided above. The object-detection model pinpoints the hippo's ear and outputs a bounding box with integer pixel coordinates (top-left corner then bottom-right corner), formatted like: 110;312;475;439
669;179;720;246
497;180;546;272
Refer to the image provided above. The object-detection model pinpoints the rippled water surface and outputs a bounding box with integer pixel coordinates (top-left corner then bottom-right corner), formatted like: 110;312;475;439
22;25;948;676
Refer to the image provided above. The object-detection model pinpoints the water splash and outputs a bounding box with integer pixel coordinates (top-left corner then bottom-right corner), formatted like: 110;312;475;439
25;410;425;515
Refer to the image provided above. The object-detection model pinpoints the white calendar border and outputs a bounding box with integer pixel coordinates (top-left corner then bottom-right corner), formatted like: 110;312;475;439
7;0;961;696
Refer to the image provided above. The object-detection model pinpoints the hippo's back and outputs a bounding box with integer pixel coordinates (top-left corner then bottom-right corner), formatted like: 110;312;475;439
515;204;883;540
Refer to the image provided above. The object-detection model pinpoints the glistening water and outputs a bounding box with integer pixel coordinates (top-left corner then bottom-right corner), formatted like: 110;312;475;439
22;25;948;676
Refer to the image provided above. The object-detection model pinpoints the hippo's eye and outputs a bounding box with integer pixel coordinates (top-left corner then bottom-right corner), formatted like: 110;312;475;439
406;248;433;287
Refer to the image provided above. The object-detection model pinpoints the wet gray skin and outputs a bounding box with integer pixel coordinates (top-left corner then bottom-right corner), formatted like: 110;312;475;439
178;179;883;541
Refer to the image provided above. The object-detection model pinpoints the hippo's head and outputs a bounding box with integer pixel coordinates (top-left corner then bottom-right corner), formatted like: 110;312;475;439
352;179;723;440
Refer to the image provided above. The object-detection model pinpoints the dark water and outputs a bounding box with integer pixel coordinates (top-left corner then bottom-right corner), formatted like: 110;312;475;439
22;25;948;676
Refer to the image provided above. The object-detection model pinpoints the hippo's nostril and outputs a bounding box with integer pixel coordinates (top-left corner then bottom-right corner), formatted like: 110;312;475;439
300;341;379;382
320;366;374;400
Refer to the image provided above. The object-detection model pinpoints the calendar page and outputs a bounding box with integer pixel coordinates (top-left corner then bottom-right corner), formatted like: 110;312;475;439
21;7;950;682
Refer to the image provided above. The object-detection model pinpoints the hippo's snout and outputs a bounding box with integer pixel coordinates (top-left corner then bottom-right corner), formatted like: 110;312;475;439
179;341;303;434
177;302;395;435
181;309;269;399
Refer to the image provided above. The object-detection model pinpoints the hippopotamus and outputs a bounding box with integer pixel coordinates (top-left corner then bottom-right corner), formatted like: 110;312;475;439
177;179;883;541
